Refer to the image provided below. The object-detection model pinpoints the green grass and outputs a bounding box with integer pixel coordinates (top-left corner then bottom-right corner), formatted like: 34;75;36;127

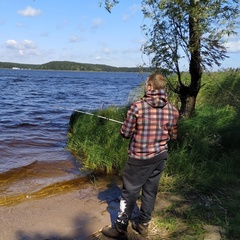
67;69;240;239
67;106;129;174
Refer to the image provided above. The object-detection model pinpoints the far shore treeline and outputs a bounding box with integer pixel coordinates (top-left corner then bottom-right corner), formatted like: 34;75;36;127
0;61;151;72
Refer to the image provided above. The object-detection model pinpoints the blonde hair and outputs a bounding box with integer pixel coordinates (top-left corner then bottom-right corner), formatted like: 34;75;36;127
147;74;166;90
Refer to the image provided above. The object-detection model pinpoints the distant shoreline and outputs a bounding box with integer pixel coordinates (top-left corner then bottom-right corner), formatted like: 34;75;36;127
0;60;151;73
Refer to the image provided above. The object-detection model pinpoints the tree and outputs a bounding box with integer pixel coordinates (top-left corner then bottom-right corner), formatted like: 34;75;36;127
100;0;119;13
103;0;239;117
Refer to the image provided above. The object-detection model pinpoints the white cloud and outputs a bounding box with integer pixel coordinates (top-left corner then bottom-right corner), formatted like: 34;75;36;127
122;4;141;21
23;39;36;49
91;18;104;29
5;40;19;49
225;41;240;53
69;35;79;43
102;47;113;54
129;4;142;13
123;47;140;54
17;6;41;17
5;39;36;50
4;40;40;60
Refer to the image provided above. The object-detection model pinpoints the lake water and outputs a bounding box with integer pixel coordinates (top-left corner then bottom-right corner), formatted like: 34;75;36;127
0;69;147;205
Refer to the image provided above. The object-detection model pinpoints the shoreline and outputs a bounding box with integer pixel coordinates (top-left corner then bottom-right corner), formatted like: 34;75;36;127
0;175;224;240
0;175;123;240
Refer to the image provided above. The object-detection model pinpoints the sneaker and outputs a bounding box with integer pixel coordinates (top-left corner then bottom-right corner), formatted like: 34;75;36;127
102;223;127;239
132;221;149;237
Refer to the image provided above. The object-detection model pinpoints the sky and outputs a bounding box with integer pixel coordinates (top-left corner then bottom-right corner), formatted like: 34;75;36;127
1;0;240;69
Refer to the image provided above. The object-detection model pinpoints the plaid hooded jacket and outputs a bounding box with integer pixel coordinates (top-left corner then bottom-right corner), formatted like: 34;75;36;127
121;89;179;161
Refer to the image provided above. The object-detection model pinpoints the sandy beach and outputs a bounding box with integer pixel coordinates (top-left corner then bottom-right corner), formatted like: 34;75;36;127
0;176;123;240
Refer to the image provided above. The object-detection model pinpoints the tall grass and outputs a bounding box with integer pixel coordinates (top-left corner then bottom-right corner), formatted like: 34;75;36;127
67;106;129;174
167;104;240;190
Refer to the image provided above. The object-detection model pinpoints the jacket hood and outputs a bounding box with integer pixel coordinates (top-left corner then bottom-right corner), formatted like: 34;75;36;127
143;89;168;108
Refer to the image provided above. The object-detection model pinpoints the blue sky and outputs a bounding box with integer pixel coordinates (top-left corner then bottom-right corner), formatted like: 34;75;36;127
1;0;240;69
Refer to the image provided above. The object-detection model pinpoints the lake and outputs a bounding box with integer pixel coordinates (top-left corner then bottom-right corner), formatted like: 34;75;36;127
0;69;147;205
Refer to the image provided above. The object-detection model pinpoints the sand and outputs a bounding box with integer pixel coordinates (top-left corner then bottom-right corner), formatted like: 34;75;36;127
0;177;123;240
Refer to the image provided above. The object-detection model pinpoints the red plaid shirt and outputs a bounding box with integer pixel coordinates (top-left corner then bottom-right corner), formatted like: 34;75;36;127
121;89;179;159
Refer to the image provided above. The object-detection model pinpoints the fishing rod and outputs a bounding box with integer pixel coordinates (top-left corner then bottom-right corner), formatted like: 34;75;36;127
54;106;124;124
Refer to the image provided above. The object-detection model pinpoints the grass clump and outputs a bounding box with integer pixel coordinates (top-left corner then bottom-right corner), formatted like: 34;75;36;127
67;106;129;174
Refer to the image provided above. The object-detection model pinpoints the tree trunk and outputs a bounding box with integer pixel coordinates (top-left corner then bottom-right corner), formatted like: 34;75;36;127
179;0;202;118
179;85;197;117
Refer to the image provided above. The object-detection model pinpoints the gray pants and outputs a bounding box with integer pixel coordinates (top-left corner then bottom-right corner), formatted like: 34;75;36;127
117;159;166;225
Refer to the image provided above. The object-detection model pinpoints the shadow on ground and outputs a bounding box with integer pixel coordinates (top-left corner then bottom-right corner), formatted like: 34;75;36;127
97;182;140;226
15;214;94;240
92;182;143;240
